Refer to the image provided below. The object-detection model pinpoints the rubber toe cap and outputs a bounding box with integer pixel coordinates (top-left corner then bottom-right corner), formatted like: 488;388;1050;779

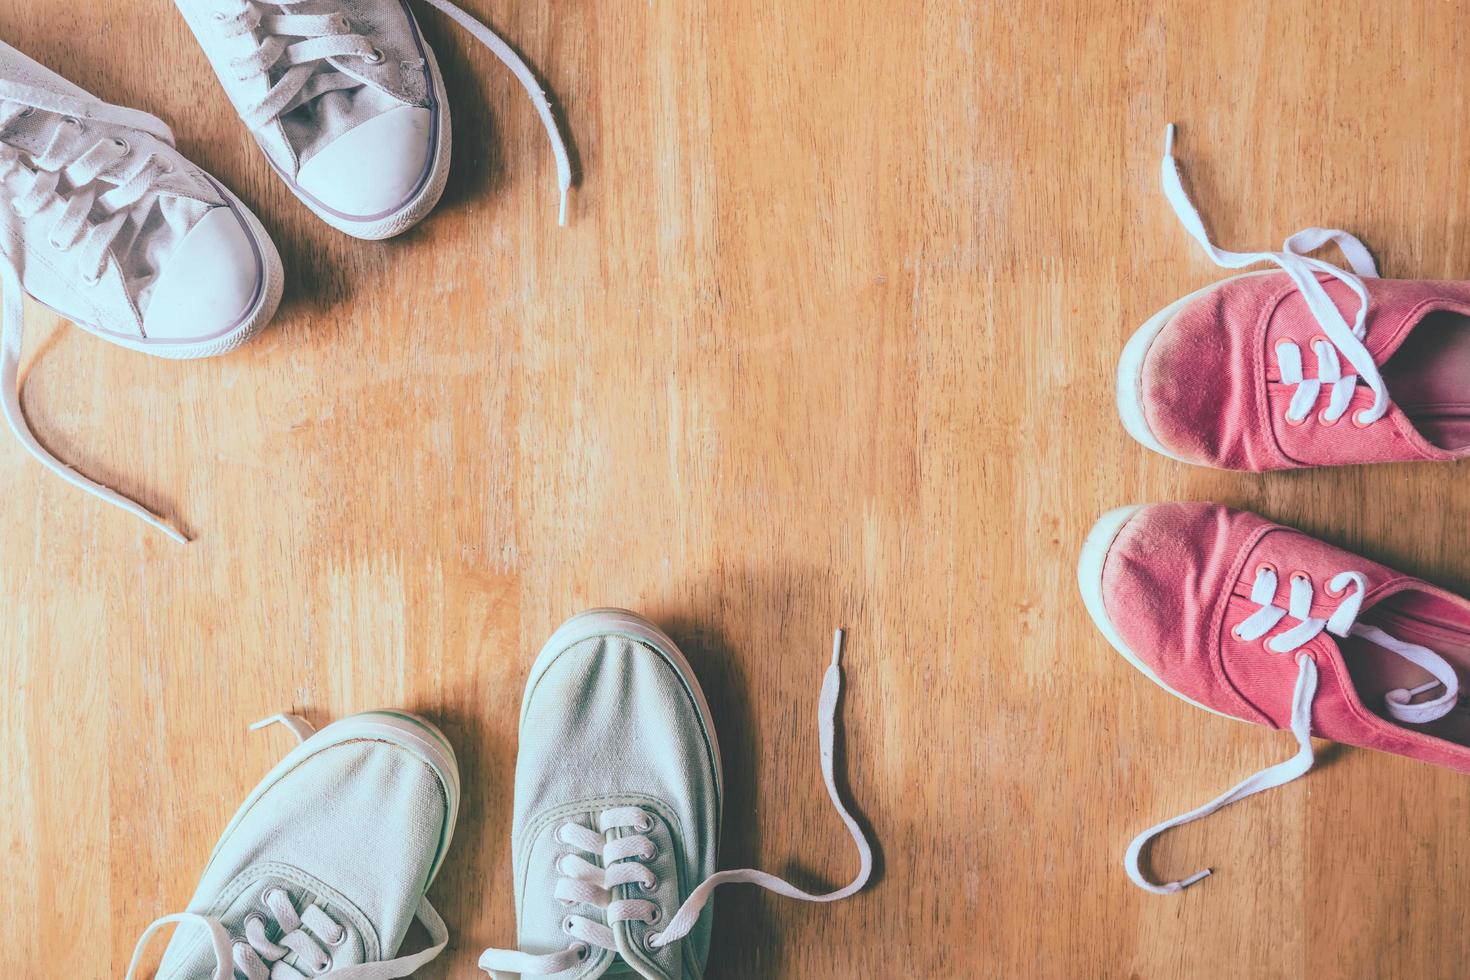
296;105;434;220
144;206;263;342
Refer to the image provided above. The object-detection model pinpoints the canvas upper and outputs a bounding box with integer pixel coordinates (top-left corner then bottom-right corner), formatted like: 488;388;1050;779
1119;125;1470;472
127;711;460;980
479;609;874;980
174;0;573;238
1130;272;1470;470
1093;502;1470;769
492;614;722;980
0;38;281;350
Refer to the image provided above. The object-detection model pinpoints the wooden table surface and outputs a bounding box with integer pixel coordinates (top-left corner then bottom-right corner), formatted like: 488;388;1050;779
3;1;1469;977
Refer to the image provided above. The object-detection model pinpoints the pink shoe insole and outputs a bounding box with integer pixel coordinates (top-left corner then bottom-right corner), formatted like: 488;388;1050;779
1382;310;1470;451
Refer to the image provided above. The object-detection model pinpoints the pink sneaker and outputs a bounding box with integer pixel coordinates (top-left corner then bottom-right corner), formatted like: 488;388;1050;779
1078;502;1470;894
1118;126;1470;471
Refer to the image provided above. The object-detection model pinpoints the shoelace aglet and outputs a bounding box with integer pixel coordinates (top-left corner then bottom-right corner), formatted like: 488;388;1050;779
1164;122;1177;157
1178;868;1212;891
1388;679;1445;702
831;628;845;667
558;183;569;227
156;518;189;545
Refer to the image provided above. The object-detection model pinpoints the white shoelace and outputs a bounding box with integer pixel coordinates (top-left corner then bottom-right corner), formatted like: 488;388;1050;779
125;714;452;979
1127;567;1461;895
0;81;190;543
1161;124;1388;427
213;0;572;223
478;630;874;978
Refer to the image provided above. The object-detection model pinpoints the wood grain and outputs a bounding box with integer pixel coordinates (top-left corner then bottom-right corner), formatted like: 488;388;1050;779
2;1;1469;977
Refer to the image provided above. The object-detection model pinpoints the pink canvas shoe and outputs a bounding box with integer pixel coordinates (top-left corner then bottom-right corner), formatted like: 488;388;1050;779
1078;502;1470;894
1118;126;1470;471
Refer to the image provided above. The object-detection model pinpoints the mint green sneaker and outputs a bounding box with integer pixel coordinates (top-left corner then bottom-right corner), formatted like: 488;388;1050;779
126;711;460;980
478;608;873;979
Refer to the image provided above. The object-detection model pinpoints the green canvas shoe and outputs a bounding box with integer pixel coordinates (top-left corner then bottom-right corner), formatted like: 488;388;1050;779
478;609;873;979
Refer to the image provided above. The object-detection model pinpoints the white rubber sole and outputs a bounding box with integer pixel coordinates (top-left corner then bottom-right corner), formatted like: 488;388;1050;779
1078;505;1231;719
93;182;284;360
1115;271;1270;465
201;711;462;889
523;608;724;799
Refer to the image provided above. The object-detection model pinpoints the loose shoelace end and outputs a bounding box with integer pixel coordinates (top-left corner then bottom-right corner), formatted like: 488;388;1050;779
159;521;189;545
249;713;317;743
1176;868;1212;891
117;498;189;543
558;184;570;227
1164;122;1177;156
1388;679;1445;704
831;628;845;667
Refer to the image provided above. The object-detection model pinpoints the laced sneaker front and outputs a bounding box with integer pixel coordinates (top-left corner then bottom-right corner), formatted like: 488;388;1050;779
0;39;283;541
126;710;460;980
479;609;873;979
1117;125;1470;471
175;0;572;239
1078;502;1470;894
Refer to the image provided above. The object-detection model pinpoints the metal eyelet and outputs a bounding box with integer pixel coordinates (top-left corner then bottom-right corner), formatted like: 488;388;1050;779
645;906;662;924
17;107;34;118
364;47;385;64
574;944;590;962
111;136;130;154
1289;570;1311;586
561;916;576;935
325;927;347;948
1351;410;1374;428
644;931;662;953
634;812;654;833
61;115;81;129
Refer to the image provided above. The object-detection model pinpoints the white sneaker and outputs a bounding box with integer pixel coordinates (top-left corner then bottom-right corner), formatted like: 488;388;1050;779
126;710;461;980
478;609;874;979
174;0;573;239
0;39;283;541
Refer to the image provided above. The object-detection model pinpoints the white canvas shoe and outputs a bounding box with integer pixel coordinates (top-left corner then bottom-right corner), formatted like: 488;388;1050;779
478;609;874;980
174;0;573;239
0;39;283;542
126;710;461;980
